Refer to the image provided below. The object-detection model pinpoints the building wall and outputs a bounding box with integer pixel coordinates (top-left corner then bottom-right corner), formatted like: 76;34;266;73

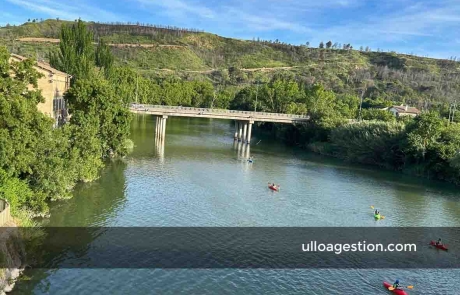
9;55;70;120
33;68;69;118
398;112;418;117
388;108;418;118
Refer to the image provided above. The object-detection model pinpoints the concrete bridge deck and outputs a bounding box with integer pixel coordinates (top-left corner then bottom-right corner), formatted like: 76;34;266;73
129;104;310;124
130;104;309;144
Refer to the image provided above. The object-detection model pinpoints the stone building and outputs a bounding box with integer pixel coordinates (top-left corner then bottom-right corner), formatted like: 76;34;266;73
9;54;71;124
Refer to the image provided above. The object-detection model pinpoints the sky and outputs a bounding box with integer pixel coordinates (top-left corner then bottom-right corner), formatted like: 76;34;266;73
1;0;460;59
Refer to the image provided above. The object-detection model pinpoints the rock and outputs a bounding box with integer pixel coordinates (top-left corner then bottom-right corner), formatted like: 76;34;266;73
4;282;15;293
9;269;20;280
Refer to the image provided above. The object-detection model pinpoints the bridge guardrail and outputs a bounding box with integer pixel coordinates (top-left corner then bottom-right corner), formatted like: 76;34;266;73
130;104;308;119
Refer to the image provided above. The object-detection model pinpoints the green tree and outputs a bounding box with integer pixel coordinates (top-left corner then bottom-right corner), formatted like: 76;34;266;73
95;38;114;76
405;112;444;161
65;78;132;158
0;168;38;214
49;19;95;81
330;121;406;167
361;109;396;122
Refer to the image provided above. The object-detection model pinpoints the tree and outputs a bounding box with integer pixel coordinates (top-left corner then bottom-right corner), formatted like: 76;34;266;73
49;19;95;81
361;109;396;122
326;41;332;49
0;169;36;214
95;38;114;76
65;77;132;158
319;42;324;49
405;112;444;161
0;46;68;212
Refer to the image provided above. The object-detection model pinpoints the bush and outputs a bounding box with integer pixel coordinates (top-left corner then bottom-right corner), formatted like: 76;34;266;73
330;121;406;168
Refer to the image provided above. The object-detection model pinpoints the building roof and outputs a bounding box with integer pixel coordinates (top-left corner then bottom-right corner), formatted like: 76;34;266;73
390;105;421;114
9;53;70;78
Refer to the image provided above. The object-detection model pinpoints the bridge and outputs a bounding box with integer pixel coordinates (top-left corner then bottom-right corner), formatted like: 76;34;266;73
130;104;309;144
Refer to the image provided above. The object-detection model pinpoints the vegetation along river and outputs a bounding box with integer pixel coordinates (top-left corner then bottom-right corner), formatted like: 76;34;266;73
13;115;460;294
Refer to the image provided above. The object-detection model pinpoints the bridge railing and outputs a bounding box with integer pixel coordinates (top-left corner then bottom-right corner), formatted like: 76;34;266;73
130;104;308;119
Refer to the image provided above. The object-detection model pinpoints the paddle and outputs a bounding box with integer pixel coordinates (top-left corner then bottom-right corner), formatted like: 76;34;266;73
371;206;385;219
388;286;413;290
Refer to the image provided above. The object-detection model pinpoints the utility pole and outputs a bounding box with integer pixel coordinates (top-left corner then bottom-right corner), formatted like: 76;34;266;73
453;101;457;123
448;103;452;124
255;80;259;112
135;74;138;104
358;89;365;121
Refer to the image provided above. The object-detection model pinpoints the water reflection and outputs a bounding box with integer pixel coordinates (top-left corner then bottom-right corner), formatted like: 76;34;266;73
233;140;251;161
154;135;165;164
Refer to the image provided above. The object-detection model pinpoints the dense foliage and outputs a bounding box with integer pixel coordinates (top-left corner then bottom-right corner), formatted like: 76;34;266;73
0;21;132;216
306;113;460;184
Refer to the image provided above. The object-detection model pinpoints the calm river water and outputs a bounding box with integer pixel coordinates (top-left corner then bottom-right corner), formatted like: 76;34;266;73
13;115;460;294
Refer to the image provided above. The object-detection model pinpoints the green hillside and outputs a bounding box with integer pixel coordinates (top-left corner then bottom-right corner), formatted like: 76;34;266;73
1;19;460;109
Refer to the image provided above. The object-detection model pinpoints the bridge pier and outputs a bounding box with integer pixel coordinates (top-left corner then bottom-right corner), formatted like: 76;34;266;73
155;117;160;138
233;120;254;144
238;122;243;141
246;121;253;144
155;115;168;140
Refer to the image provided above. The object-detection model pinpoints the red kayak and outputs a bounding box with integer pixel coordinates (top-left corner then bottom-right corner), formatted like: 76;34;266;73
268;185;279;191
430;241;448;251
383;282;408;295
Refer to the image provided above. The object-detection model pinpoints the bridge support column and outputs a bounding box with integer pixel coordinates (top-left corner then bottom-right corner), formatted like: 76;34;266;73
246;121;253;144
160;115;168;140
234;121;238;140
242;122;247;143
238;121;243;141
155;117;160;138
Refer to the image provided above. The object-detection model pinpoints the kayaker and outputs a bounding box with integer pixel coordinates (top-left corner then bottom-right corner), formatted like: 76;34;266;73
392;280;400;290
374;209;379;215
436;238;442;246
272;183;277;189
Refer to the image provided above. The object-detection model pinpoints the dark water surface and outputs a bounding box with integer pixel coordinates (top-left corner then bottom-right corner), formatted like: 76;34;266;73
13;115;460;294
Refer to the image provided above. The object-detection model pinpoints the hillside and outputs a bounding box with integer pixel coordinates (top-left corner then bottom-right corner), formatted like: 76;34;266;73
1;19;460;109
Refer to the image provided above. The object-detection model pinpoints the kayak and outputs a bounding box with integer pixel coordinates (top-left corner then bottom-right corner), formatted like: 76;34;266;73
383;282;408;295
374;214;381;219
268;185;279;191
248;160;253;163
430;241;448;251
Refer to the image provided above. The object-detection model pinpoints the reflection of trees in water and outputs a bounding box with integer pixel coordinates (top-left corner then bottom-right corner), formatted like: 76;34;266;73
129;114;155;157
14;160;128;294
43;159;128;227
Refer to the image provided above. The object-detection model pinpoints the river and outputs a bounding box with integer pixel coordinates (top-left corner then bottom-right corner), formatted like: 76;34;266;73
13;115;460;294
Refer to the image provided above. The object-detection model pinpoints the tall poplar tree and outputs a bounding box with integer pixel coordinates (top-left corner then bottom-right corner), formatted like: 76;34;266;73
49;19;95;81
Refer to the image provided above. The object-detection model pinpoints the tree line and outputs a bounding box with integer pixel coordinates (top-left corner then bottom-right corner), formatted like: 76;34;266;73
0;20;132;221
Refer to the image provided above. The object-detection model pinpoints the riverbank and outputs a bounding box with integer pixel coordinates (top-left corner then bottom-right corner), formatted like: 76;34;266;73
0;222;26;294
266;117;460;187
